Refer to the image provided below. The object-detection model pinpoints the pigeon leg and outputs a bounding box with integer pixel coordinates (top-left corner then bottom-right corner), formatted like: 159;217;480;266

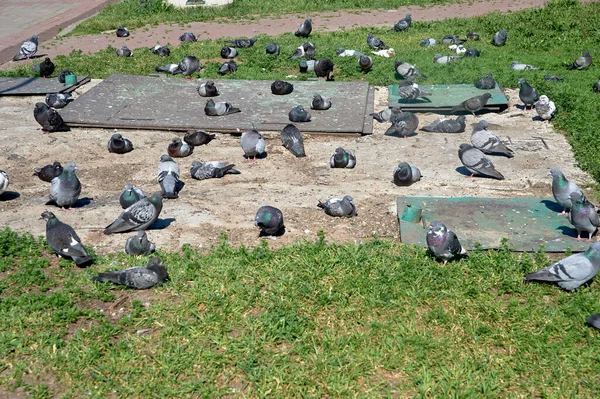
558;209;567;216
43;130;50;135
467;174;475;178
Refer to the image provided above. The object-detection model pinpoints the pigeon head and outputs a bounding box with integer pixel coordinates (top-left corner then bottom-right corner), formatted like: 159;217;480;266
40;210;58;222
160;154;174;163
457;115;467;123
428;221;447;236
34;102;48;112
538;95;549;103
458;143;473;153
586;243;600;261
171;137;182;144
342;195;353;202
146;257;169;281
482;93;492;100
149;192;163;203
111;133;123;141
517;78;527;86
405;13;412;19
548;168;564;179
206;99;215;107
63;162;77;173
31;34;39;42
569;191;584;204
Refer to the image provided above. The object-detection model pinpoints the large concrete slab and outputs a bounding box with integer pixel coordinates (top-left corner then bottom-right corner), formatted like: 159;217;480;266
59;74;373;134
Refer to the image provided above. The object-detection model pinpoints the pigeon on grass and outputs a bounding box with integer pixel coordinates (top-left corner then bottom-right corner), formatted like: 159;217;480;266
41;210;92;267
93;257;169;289
426;221;467;265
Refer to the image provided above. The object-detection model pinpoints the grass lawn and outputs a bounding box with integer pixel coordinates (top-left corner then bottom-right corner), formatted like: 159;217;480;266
1;227;600;397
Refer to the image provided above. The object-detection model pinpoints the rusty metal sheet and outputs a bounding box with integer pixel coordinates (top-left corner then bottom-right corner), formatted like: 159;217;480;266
0;76;89;95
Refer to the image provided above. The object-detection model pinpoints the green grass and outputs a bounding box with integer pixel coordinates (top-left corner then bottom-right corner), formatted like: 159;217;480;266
1;227;600;397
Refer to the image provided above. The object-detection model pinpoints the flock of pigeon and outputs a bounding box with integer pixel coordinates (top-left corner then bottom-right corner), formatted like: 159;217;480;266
4;15;600;328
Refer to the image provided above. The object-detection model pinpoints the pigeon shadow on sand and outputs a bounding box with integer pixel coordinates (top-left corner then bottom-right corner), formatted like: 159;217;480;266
540;199;564;213
148;218;176;230
45;197;94;209
0;191;20;201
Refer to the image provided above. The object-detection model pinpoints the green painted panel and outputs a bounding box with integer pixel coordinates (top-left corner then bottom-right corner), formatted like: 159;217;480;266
0;76;89;95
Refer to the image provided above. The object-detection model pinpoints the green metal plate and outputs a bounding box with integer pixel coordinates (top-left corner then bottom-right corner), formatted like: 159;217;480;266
0;76;89;95
388;84;508;113
397;197;589;253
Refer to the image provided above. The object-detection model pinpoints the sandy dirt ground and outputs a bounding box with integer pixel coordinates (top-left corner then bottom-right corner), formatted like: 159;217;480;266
0;82;593;255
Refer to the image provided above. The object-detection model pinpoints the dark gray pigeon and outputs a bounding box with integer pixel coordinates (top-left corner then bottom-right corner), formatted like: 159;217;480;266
290;44;306;60
157;155;181;199
197;81;219;97
518;78;539;110
302;41;316;60
392;14;412;32
470;120;514;158
255;206;285;236
218;60;237;75
41;211;92;267
358;55;373;71
174;56;202;78
271;80;294;95
367;33;388;50
265;42;280;56
397;79;431;100
58;69;75;84
220;46;238;59
280;124;306;157
13;34;38;61
393;162;421;186
568;50;592;70
593;80;600;93
184;130;215;146
394;60;426;79
450;93;492;115
295;18;312;38
299;59;316;73
458;143;504;180
385;111;419;137
179;32;197;42
314;58;334;80
119;184;144;209
93;257;169;289
116;45;133;57
45;93;72;109
39;57;55;78
467;30;480;41
544;74;564;82
104;192;163;234
426;221;467;265
190;161;240;180
330;147;356;169
420;115;466;133
34;161;63;183
125;231;156;256
464;48;481;58
49;162;81;209
108;133;133;154
116;26;130;37
311;94;332;110
318;196;357;217
567;192;600;241
240;129;266;161
491;30;508;46
224;38;256;48
289;105;311;122
549;168;584;215
150;45;170;56
155;63;179;74
34;102;68;134
474;73;496;90
524;242;600;291
204;99;241;116
167;137;193;158
586;314;600;330
441;35;464;45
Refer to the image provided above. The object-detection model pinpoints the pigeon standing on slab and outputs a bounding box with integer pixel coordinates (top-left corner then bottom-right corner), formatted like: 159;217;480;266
397;79;431;100
289;105;311;122
179;32;197;42
510;61;540;71
197;81;219;97
393;162;421;186
358;55;373;71
190;161;240;180
392;13;412;32
119;184;144;209
116;26;130;37
255;206;285;236
184;130;215;146
34;162;63;183
150;45;170;56
420;116;466;133
220;46;238;59
568;51;592;70
157;155;181;199
311;94;332;110
524;242;600;291
265;42;280;56
330;147;356;169
451;93;492;115
367;33;388;50
34;102;68;134
271;80;294;95
317;196;357;218
224;38;256;48
125;231;155;256
13;34;38;61
218;60;237;75
470;120;514;158
549;168;584;215
204;99;241;116
426;221;467;265
240;129;266;161
41;211;92;267
518;78;539;110
108;133;133;154
394;60;426;79
458;144;505;180
116;45;133;57
93;257;169;289
314;58;334;80
491;30;508;46
45;93;72;109
49;162;81;209
474;73;496;90
586;314;600;330
0;170;9;196
295;18;312;38
155;63;179;74
280;124;306;158
568;192;600;241
39;58;55;78
535;95;556;121
167;137;193;158
174;56;201;78
104;192;163;234
58;69;75;84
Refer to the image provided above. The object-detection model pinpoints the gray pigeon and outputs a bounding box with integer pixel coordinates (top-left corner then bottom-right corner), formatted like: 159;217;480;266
426;221;467;265
204;99;241;116
358;55;373;71
180;32;197;42
125;231;156;256
524;242;600;291
58;69;75;84
567;192;600;241
470;120;514;158
93;257;169;289
174;56;202;78
586;314;600;330
167;137;193;158
0;170;9;196
467;30;480;41
289;105;311;122
49;162;81;209
13;34;38;61
397;79;431;100
157;155;181;199
116;26;130;37
464;48;481;58
116;45;133;57
393;162;421;186
220;46;238;59
450;93;492;115
518;78;539;110
544;74;564;82
385;112;419;138
369;107;400;123
150;45;170;56
299;59;316;73
197;81;219;97
302;41;316;60
394;59;426;79
392;14;412;32
420;116;466;133
265;42;280;56
190;161;240;180
336;48;364;57
280;124;306;157
295;18;312;38
34;102;68;134
510;61;540;70
271;80;294;95
218;60;237;75
224;38;256;48
34;161;63;183
240;129;266;161
45;93;72;109
317;196;357;217
549;168;584;215
441;35;464;45
104;192;163;234
568;50;592;70
41;211;92;267
155;63;179;74
290;44;306;60
255;206;285;236
367;33;388;50
458;143;504;180
594;80;600;93
474;73;496;90
108;133;133;154
491;30;508;46
311;94;332;110
433;54;463;64
330;147;356;169
535;95;556;121
420;38;438;47
119;184;145;209
314;58;334;80
184;130;215;146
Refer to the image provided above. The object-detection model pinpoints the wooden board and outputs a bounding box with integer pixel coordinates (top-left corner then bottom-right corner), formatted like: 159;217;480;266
397;196;590;253
0;76;89;95
59;74;373;134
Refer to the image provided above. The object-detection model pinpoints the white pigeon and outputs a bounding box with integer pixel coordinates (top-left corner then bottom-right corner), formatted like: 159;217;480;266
534;95;556;121
371;48;395;58
449;44;466;54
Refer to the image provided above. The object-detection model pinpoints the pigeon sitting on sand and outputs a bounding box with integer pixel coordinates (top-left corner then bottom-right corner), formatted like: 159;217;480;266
470;120;514;158
474;73;496;90
197;81;219;97
289;105;311;122
295;18;312;38
116;26;130;37
218;60;237;75
518;78;539;110
204;99;241;116
549;168;585;215
491;30;508;46
41;211;92;267
280;124;306;157
184;130;215;146
0;170;9;196
45;93;72;109
240;129;266;161
190;161;240;180
34;102;69;134
39;58;55;78
108;133;133;154
116;45;133;57
220;46;238;59
568;192;600;241
392;13;412;32
104;192;163;234
395;60;426;79
568;50;592;70
317;196;357;217
93;257;169;289
420;116;466;133
311;94;331;110
330;147;356;169
13;34;38;61
179;32;197;42
34;162;63;183
174;56;202;78
369;107;399;123
125;231;155;256
119;184;144;209
150;45;170;56
451;93;492;115
255;206;285;236
167;137;193;158
510;61;540;70
458;144;504;180
524;242;600;291
157;155;181;199
224;38;256;48
271;80;294;95
534;95;556;121
385;111;419;138
49;162;81;209
265;42;280;56
426;221;467;265
393;162;421;186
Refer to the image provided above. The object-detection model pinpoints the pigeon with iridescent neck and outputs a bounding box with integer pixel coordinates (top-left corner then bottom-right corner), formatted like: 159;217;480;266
549;168;584;215
426;221;467;265
567;192;600;241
